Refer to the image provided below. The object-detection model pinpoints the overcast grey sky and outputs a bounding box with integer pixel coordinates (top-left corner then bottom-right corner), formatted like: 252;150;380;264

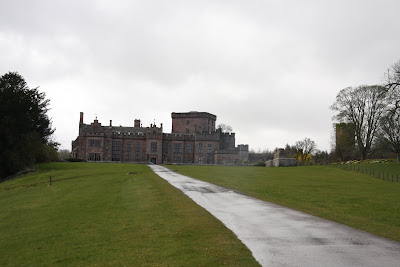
1;0;399;152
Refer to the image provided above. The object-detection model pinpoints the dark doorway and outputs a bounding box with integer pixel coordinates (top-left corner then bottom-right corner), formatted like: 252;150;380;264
151;158;157;164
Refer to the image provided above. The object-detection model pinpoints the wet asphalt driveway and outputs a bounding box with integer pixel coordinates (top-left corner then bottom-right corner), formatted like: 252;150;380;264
149;165;400;267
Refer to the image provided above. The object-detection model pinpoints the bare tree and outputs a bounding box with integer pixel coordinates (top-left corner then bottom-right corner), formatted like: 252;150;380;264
378;107;400;162
380;60;400;162
58;149;71;161
295;137;316;165
330;85;388;160
217;123;233;133
384;60;400;91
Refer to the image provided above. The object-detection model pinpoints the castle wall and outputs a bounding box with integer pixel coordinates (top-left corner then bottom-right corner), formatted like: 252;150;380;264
72;112;248;165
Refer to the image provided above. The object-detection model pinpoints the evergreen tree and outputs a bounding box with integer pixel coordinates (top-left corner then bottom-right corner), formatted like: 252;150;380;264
0;72;55;179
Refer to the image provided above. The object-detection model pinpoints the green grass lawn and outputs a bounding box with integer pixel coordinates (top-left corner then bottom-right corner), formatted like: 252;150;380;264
0;163;259;266
168;165;400;242
335;161;400;182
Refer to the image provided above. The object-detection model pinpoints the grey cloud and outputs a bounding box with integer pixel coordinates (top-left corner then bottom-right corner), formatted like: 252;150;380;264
1;0;399;151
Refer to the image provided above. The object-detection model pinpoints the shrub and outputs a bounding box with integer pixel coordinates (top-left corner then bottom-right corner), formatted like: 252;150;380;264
253;161;266;167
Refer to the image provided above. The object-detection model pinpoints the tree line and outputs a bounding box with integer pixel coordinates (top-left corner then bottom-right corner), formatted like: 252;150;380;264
248;138;327;166
0;72;58;180
330;60;400;162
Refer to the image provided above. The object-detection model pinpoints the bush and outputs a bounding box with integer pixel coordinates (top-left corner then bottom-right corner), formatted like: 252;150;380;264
66;158;85;162
253;161;266;167
36;145;59;163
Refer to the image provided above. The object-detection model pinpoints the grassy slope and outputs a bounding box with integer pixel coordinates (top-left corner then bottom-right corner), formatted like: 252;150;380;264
343;162;400;181
168;165;400;242
0;163;259;266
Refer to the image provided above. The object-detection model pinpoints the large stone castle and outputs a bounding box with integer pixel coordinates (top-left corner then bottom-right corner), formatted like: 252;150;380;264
71;111;249;165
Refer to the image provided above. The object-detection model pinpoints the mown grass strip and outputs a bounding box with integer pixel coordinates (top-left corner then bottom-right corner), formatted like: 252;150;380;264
168;165;400;242
0;162;259;266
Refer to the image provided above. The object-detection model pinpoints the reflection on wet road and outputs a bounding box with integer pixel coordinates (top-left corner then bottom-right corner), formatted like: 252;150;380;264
149;164;400;267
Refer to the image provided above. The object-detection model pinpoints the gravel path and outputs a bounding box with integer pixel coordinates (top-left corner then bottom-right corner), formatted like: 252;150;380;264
149;164;400;267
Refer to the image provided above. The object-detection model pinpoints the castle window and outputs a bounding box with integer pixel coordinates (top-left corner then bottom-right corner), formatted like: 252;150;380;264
186;128;189;133
88;139;101;147
186;120;190;125
112;141;121;161
207;144;212;154
173;156;181;163
198;143;203;154
151;142;157;152
135;142;140;160
127;142;131;160
173;143;182;153
198;156;203;164
88;153;101;161
187;144;192;153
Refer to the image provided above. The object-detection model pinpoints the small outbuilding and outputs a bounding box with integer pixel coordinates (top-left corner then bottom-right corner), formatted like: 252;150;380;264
266;148;297;167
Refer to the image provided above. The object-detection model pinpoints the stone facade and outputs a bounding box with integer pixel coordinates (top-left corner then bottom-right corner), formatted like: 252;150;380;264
72;111;248;165
266;148;297;167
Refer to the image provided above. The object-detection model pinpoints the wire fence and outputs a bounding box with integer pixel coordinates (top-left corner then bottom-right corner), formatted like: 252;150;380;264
0;175;86;191
330;163;400;182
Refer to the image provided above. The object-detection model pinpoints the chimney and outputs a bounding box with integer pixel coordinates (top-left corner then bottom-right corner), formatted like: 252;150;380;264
134;119;140;127
110;120;112;126
80;112;84;124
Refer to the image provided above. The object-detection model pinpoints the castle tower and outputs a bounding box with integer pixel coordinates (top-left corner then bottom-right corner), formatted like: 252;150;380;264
171;112;216;134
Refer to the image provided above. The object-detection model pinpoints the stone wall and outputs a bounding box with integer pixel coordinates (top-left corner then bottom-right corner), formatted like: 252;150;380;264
266;147;298;167
272;158;298;167
249;152;273;163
